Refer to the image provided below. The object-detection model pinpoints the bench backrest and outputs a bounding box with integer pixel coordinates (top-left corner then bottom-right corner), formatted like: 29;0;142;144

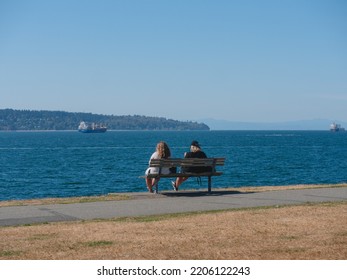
149;158;225;169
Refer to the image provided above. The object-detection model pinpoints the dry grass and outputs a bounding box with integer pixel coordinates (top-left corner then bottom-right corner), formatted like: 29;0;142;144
1;201;346;260
0;194;130;207
220;183;347;193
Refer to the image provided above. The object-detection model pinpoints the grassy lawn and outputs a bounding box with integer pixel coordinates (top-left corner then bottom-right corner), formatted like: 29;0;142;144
1;200;346;260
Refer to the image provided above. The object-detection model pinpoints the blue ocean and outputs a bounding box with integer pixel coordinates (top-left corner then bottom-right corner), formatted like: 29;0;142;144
0;131;346;201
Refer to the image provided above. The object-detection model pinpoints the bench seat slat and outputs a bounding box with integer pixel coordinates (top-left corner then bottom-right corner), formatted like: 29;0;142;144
149;158;225;168
143;172;223;179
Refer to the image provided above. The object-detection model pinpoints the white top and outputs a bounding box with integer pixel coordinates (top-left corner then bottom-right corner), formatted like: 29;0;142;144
145;151;170;175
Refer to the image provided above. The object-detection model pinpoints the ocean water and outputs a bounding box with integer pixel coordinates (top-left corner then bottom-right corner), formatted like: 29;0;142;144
0;130;346;201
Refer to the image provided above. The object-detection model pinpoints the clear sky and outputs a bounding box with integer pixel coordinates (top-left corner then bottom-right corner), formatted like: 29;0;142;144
1;0;346;123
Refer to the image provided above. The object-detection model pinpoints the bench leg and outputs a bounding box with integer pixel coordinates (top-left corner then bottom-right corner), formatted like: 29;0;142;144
154;182;159;194
208;176;212;193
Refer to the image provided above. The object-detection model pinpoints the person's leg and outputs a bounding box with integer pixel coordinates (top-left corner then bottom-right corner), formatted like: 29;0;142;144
151;178;159;192
172;177;188;191
146;177;153;192
146;177;160;192
146;178;157;192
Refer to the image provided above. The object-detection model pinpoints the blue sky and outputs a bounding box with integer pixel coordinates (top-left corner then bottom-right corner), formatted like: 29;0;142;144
1;0;346;123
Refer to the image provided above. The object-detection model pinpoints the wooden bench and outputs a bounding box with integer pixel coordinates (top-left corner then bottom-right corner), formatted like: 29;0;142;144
144;158;225;193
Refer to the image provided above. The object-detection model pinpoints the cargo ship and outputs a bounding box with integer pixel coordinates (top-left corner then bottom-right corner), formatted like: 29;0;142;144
78;121;107;133
330;122;345;132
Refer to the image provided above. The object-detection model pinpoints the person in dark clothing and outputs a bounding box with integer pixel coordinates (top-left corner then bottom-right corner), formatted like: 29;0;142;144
171;140;210;191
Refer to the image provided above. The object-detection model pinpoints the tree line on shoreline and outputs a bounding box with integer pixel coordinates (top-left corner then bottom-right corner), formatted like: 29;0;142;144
0;109;210;131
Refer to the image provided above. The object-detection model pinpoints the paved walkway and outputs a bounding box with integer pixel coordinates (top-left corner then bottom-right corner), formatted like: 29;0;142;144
1;187;347;226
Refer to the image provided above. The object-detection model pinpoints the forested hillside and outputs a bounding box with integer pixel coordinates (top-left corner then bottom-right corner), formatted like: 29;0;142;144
0;109;209;131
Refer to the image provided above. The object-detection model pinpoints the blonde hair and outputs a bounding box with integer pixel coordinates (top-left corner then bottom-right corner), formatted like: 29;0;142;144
156;141;171;158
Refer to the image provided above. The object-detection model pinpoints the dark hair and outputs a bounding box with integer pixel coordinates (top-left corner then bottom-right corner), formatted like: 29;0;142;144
191;140;200;148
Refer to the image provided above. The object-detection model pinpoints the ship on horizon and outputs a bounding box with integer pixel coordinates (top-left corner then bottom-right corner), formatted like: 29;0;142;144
330;122;345;132
78;121;107;133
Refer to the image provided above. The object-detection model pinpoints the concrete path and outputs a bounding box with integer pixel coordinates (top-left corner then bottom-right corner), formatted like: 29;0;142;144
1;187;347;226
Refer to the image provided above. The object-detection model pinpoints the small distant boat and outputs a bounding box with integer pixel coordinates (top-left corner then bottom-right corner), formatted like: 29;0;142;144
78;121;107;133
330;122;345;132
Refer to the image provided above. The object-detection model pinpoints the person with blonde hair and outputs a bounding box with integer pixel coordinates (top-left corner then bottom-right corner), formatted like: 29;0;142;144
145;141;171;193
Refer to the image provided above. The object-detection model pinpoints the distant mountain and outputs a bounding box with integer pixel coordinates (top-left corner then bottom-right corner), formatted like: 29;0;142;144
199;118;347;130
0;109;209;131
